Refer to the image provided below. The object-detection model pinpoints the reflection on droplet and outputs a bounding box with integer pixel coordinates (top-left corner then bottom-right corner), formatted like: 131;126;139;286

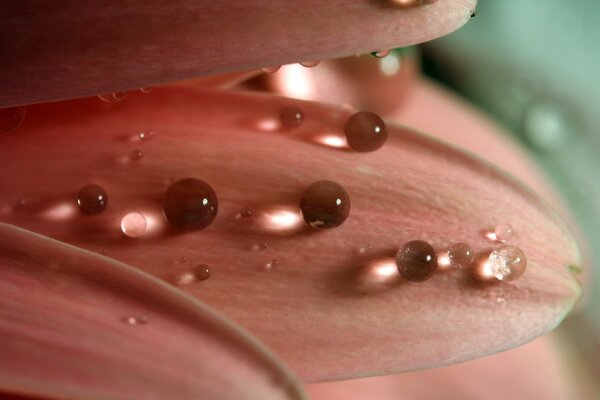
488;245;527;281
494;224;513;242
138;131;154;141
471;251;497;283
389;0;419;6
0;106;26;134
344;111;387;152
77;184;108;216
252;205;305;235
260;259;279;270
195;264;211;281
120;212;147;238
523;100;578;153
139;87;153;94
300;180;351;229
379;52;402;76
262;66;281;73
251;242;268;251
130;149;144;162
124;315;149;325
438;242;474;270
300;60;320;68
496;295;506;304
98;92;127;103
175;271;196;286
313;133;349;149
163;178;218;231
280;107;304;129
396;240;437;282
41;202;77;221
371;50;391;58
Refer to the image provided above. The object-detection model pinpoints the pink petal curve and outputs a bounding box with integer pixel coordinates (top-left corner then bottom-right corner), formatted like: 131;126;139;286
0;222;306;400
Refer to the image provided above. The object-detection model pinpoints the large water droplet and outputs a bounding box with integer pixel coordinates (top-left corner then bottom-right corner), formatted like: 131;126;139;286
163;178;218;231
0;106;26;134
121;212;147;238
300;180;351;229
195;264;211;281
438;242;473;270
76;184;108;215
124;315;149;325
280;107;304;129
494;224;513;242
488;245;527;281
344;111;388;152
98;91;127;103
523;100;578;154
396;240;438;282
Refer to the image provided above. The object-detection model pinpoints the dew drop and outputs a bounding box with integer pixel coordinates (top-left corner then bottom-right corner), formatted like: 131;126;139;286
76;184;108;215
260;259;279;270
494;224;513;242
124;315;149;325
130;149;144;162
173;256;188;265
195;264;211;281
447;242;474;268
300;60;320;68
523;100;576;154
358;243;373;255
280;107;304;129
163;178;218;231
344;111;388;152
262;66;281;73
138;131;154;141
496;295;506;304
175;271;196;286
0;106;26;134
396;240;438;282
120;212;147;238
371;50;391;58
98;91;127;103
139;87;153;94
300;180;350;229
251;242;268;251
488;245;527;281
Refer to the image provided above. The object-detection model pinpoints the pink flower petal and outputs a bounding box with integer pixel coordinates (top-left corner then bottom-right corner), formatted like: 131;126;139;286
0;222;305;400
0;0;476;107
0;87;581;381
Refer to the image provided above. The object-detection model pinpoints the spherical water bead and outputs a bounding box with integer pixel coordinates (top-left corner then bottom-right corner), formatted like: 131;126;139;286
120;212;147;238
300;180;350;229
98;91;127;103
396;240;438;282
130;149;144;161
76;184;108;215
262;66;281;73
300;60;320;68
139;87;153;94
163;178;218;231
195;264;211;281
0;106;26;134
371;50;391;58
280;107;304;129
494;224;513;242
488;246;527;281
344;111;388;152
448;242;474;268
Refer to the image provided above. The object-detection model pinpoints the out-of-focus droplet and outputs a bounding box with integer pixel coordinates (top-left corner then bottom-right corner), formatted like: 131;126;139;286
260;259;279;270
496;295;506;304
139;87;153;94
0;106;26;135
138;131;154;141
163;178;218;231
300;60;320;68
494;224;513;242
251;242;268;251
344;111;388;152
175;271;196;286
124;315;148;325
488;245;527;281
98;91;127;104
300;180;351;229
262;66;281;73
396;240;437;282
120;212;147;238
280;107;304;129
76;184;108;216
371;50;391;58
379;52;402;76
523;100;578;154
130;149;144;162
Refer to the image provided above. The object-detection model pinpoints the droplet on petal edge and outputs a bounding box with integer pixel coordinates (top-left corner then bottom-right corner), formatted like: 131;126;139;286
97;91;127;103
139;87;153;94
396;240;438;282
76;184;108;216
0;106;26;134
163;178;218;231
300;180;351;229
300;60;320;68
121;212;147;238
262;66;281;73
344;111;388;152
371;50;391;58
488;245;527;281
130;149;144;161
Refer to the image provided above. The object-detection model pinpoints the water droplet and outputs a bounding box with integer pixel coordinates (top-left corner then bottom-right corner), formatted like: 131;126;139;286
251;242;268;251
371;50;391;58
100;249;109;255
124;315;149;325
120;212;147;238
139;87;153;94
163;178;218;231
98;91;127;103
237;207;253;219
260;259;279;270
523;100;576;154
175;271;196;286
130;149;144;162
344;111;388;152
173;256;187;265
488;245;527;281
0;106;26;134
300;180;351;229
195;264;211;281
300;60;320;68
496;295;506;304
262;66;281;73
449;243;474;268
280;107;304;129
76;184;108;215
494;224;513;242
358;243;373;255
396;240;438;282
138;131;154;141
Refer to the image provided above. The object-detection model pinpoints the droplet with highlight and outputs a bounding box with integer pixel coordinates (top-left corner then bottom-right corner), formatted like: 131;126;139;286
494;224;513;242
98;92;127;104
447;242;474;269
371;50;391;58
0;106;26;134
300;180;351;229
175;271;196;286
344;111;388;152
358;243;373;255
280;107;304;129
396;240;438;282
120;212;147;238
130;149;144;162
163;178;218;231
195;264;211;281
300;60;320;68
262;66;281;73
76;184;108;216
124;315;149;325
260;259;279;270
139;87;153;94
138;131;154;141
488;245;527;281
251;242;268;251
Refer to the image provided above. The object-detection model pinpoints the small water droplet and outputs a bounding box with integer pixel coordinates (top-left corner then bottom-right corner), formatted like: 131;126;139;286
344;111;388;152
280;107;304;129
120;212;147;238
496;295;506;304
494;224;513;242
0;106;26;134
371;50;391;58
98;91;127;104
300;60;320;68
523;100;577;154
300;180;351;229
488;245;527;281
236;207;253;219
396;240;438;282
124;315;149;325
251;242;269;251
76;184;108;215
358;243;373;254
163;178;218;231
175;271;196;286
100;249;109;255
130;149;144;162
438;242;473;269
260;259;279;270
262;66;281;73
139;87;153;94
138;131;154;141
195;264;211;281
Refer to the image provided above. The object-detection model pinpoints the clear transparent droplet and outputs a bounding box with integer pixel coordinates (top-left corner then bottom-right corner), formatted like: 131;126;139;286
120;212;147;238
523;100;578;154
98;91;127;104
260;259;279;270
488;245;527;281
494;224;513;242
130;149;144;162
300;60;320;68
371;50;391;58
262;66;281;73
0;106;26;135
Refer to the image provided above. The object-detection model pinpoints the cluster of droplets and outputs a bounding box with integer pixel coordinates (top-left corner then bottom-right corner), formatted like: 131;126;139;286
97;87;153;104
394;224;526;284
